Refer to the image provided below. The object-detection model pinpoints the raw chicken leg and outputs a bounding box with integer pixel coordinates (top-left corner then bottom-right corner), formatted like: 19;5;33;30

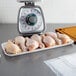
31;34;45;48
5;40;21;54
26;37;39;51
42;35;56;47
54;38;62;45
45;32;62;45
14;36;27;51
45;32;57;38
57;32;71;44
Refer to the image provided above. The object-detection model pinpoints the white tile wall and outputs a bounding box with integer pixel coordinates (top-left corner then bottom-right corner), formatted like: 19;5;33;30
0;0;76;23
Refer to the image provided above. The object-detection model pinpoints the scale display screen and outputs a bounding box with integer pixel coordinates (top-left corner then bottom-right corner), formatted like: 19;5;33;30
18;6;45;35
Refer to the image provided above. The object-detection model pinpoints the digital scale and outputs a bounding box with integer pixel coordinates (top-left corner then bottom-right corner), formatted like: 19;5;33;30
17;0;45;36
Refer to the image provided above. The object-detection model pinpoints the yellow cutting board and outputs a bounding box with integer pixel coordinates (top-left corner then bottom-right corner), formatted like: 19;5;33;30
55;26;76;42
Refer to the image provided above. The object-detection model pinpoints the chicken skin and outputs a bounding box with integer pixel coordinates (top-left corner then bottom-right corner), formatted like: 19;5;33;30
57;32;71;44
41;35;56;47
45;32;57;38
5;40;21;54
14;36;27;51
45;32;62;45
31;34;45;48
26;37;39;51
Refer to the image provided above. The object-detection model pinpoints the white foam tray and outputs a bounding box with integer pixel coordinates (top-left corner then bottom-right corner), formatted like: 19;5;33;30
1;40;74;57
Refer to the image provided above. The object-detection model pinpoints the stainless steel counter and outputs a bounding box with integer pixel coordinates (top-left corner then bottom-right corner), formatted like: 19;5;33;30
0;23;76;76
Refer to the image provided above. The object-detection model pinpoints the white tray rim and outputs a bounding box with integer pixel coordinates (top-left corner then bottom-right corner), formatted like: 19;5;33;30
1;40;74;57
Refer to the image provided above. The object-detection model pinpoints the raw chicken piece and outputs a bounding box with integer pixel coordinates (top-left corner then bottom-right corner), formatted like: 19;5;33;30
42;35;56;47
5;40;21;54
26;37;39;51
31;34;45;48
45;32;62;45
14;36;27;51
54;38;62;45
57;32;71;44
45;32;57;38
